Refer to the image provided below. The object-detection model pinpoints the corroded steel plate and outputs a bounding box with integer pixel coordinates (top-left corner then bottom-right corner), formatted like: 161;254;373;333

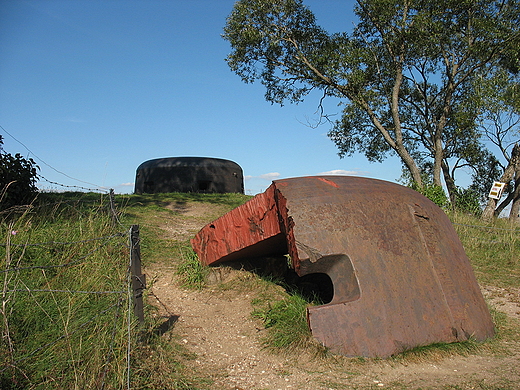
192;176;495;357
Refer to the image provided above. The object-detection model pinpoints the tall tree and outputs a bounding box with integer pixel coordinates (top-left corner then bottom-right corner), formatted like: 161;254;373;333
224;0;520;196
475;67;520;220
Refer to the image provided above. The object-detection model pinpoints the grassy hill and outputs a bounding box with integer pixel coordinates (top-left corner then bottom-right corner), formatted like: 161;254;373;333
1;191;519;389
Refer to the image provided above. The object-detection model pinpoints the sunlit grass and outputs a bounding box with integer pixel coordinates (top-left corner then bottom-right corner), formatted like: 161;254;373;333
0;193;131;389
449;211;520;288
175;246;209;290
13;192;517;389
252;293;315;350
0;192;220;390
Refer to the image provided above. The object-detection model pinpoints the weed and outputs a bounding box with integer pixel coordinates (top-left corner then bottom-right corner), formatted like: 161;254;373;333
391;338;482;364
176;246;209;290
252;292;326;355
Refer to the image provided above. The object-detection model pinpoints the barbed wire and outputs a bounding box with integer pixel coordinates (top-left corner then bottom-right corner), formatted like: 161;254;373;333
0;173;138;387
453;222;520;232
0;232;127;248
6;289;125;294
0;204;33;215
39;175;109;193
0;236;126;273
0;299;123;373
6;197;101;215
0;124;108;192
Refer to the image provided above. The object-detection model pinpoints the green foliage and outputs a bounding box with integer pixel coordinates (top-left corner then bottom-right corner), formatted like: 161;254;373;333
223;0;520;195
413;182;450;208
223;0;330;104
0;136;39;212
453;187;483;216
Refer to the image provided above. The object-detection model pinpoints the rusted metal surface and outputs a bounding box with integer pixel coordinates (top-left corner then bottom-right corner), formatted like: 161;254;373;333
191;176;495;357
191;184;286;265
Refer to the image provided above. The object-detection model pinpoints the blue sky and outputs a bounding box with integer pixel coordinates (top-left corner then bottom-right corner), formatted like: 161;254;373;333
1;0;405;195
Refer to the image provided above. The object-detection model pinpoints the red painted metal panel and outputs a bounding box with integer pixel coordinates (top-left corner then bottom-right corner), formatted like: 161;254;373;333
191;184;285;265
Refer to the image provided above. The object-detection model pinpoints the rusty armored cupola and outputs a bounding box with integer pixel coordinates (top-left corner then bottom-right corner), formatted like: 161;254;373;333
191;176;495;358
134;157;244;194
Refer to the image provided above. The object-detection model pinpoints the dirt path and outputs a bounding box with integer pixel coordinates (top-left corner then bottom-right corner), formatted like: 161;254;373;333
143;202;520;390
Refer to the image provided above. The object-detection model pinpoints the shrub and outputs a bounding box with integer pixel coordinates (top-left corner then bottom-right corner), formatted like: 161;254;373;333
413;182;450;208
0;136;39;211
453;187;482;216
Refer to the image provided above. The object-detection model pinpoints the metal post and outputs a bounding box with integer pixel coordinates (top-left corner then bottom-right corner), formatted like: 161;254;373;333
130;225;145;323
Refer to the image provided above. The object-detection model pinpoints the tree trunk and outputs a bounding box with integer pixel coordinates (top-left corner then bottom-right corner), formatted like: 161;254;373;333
441;160;457;205
390;60;423;189
401;149;423;188
433;137;444;187
354;96;423;189
482;143;520;221
482;198;498;221
509;170;520;223
494;188;514;217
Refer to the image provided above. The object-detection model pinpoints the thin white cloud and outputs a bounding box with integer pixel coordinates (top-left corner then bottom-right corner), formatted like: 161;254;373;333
245;172;281;181
119;182;134;187
319;169;361;176
259;172;280;180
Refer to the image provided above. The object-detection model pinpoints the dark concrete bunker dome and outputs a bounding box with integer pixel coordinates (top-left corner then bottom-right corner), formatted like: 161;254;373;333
134;157;244;194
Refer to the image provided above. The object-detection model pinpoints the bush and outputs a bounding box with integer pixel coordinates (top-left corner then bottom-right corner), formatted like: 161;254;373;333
0;136;39;211
413;182;450;208
453;187;482;216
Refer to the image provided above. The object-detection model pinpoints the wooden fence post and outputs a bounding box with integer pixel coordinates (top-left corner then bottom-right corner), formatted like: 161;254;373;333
109;189;119;226
130;224;146;324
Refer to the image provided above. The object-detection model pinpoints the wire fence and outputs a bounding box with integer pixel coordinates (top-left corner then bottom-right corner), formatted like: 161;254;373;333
0;189;145;389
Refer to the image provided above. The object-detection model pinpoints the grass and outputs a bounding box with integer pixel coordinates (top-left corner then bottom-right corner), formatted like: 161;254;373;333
3;190;519;389
175;246;208;290
450;211;520;288
119;191;250;264
0;192;131;389
251;292;321;353
0;191;222;390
